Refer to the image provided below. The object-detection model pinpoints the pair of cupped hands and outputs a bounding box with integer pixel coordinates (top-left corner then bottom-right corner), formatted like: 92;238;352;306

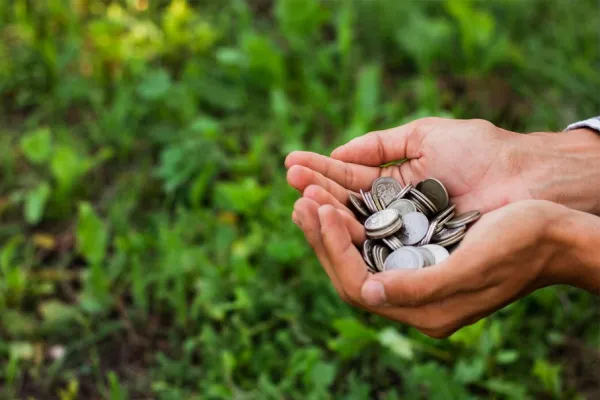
286;117;599;338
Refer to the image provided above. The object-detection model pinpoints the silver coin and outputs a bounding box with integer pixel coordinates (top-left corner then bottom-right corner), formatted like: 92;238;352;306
435;231;466;247
387;199;417;216
445;210;481;228
411;199;429;216
432;225;466;243
372;177;402;208
371;244;383;272
388;235;404;249
365;209;400;232
382;236;403;251
409;188;438;215
372;192;384;211
398;212;429;245
434;204;456;222
391;182;413;202
372;244;390;272
416;247;436;267
408;193;435;217
383;247;425;271
416;178;449;213
418;219;439;246
362;240;376;270
382;237;395;251
366;191;379;213
366;218;404;239
373;247;382;271
379;246;391;267
361;190;378;214
349;192;370;217
437;211;456;229
421;244;450;264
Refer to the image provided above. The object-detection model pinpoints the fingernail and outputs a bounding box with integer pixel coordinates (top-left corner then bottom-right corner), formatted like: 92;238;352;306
361;280;387;306
318;204;335;216
292;211;301;227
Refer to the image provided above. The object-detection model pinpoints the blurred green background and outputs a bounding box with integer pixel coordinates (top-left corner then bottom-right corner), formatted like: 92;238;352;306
1;0;600;399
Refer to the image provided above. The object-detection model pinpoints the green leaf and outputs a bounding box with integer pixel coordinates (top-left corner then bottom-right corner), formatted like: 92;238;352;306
214;178;270;215
328;318;378;359
377;327;414;360
453;357;485;384
80;262;113;314
76;202;108;265
108;371;129;400
309;361;336;392
409;362;475;400
9;342;34;361
533;359;562;396
39;300;83;326
482;379;528;399
137;68;172;101
0;236;23;274
353;64;381;127
24;181;51;224
20;128;52;164
242;33;284;87
0;310;38;336
270;88;290;124
449;318;486;346
51;145;83;191
275;0;326;48
496;349;519;365
216;47;246;68
265;236;307;263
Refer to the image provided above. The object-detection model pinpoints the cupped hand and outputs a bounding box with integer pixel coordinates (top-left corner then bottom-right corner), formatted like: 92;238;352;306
286;117;531;215
293;198;580;338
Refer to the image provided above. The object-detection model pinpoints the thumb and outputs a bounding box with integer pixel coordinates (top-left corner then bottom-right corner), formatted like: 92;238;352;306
360;252;475;307
331;120;423;166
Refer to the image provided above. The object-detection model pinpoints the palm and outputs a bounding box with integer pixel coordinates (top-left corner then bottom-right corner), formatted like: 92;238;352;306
286;117;528;214
388;122;529;213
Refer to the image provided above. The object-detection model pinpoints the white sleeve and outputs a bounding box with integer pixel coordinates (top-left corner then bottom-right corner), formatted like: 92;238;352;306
565;117;600;132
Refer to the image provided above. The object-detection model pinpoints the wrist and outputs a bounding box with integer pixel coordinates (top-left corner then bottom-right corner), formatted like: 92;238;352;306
545;206;600;294
513;129;600;215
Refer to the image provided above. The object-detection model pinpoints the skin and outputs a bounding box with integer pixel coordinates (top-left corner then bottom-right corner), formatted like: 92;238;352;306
286;117;600;338
286;117;600;215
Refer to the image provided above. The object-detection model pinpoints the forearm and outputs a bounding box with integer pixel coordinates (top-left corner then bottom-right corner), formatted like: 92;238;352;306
547;207;600;295
515;128;600;215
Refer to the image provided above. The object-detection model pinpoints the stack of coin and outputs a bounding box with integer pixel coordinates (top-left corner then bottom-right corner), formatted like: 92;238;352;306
348;177;480;273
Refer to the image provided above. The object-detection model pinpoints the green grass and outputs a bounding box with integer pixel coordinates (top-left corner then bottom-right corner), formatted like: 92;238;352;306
1;0;599;399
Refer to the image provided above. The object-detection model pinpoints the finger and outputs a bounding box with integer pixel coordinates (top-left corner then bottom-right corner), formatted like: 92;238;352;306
293;198;346;299
285;151;380;191
396;158;427;188
361;251;478;307
303;184;354;217
318;205;370;303
287;165;353;205
296;201;412;315
304;185;366;244
377;162;425;191
309;203;480;330
331;119;425;166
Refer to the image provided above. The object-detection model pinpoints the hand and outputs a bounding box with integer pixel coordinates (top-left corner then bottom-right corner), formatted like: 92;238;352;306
286;117;600;216
287;117;528;215
292;198;597;338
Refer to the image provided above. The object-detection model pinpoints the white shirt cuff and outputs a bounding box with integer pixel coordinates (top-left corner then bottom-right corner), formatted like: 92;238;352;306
565;117;600;132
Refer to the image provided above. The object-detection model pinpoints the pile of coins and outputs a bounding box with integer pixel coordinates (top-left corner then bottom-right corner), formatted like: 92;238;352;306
348;177;480;273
